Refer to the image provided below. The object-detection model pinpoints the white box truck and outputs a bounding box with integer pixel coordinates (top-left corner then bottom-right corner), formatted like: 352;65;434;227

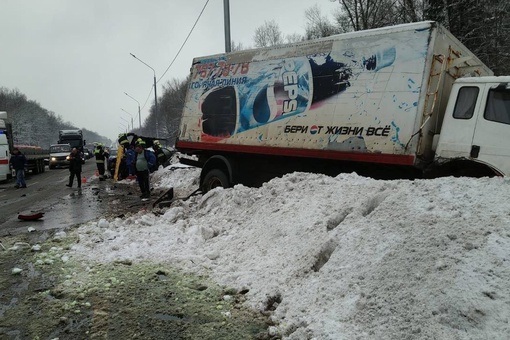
0;111;49;178
0;112;10;181
176;21;510;191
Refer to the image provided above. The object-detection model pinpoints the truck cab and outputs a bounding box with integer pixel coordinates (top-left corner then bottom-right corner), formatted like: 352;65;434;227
58;130;85;152
435;76;510;176
49;144;72;169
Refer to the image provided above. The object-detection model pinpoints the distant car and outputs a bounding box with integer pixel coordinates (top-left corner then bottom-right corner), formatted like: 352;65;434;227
83;148;93;159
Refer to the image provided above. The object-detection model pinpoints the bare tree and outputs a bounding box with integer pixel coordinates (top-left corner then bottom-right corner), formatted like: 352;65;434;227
426;0;510;75
155;79;189;145
333;0;398;30
253;20;284;48
231;40;248;52
305;4;342;39
285;33;304;44
395;0;425;22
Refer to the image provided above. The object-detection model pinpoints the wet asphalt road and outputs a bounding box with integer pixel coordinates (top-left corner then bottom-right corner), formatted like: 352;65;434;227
0;161;105;237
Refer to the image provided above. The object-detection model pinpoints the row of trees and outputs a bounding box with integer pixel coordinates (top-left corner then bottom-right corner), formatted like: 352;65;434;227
252;0;509;75
0;88;111;149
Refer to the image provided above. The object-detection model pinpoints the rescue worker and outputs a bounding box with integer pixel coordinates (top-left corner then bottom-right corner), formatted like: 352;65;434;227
66;147;83;189
9;147;27;189
152;140;167;167
118;133;130;148
133;138;156;199
94;143;109;181
117;133;136;178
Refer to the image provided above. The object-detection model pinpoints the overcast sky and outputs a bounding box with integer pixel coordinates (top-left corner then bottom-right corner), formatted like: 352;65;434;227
0;0;340;141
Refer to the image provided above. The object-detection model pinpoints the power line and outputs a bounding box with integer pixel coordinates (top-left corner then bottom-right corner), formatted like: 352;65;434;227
157;0;210;83
140;83;154;112
137;0;210;118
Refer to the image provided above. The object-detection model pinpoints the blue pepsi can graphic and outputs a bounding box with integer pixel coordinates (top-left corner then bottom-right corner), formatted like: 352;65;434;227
196;48;395;138
198;57;312;137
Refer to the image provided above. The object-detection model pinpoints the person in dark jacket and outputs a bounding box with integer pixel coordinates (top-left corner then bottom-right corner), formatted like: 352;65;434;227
94;143;109;181
66;148;83;188
125;145;136;177
9;147;27;189
133;138;156;199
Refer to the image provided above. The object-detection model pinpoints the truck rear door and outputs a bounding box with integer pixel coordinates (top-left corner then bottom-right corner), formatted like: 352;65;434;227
0;133;10;181
471;83;510;175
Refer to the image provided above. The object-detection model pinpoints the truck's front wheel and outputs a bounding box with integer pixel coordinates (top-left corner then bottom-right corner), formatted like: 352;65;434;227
202;169;230;192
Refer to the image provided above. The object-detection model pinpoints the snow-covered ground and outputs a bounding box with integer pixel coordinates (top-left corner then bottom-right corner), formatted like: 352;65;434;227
69;165;510;339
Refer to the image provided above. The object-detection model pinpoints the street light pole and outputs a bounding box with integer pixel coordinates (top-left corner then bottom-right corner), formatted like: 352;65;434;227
130;53;159;138
120;116;131;131
124;92;141;129
121;108;134;132
224;0;231;52
119;122;128;133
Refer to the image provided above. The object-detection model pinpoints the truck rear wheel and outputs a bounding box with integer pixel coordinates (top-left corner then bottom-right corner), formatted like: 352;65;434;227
33;160;42;174
202;169;230;192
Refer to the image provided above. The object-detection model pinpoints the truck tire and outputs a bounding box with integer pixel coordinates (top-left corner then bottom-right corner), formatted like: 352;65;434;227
202;169;230;192
35;160;44;174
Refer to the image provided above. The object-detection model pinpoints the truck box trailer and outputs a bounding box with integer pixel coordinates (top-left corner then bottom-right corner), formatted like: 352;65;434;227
0;112;48;180
176;21;510;191
14;145;48;174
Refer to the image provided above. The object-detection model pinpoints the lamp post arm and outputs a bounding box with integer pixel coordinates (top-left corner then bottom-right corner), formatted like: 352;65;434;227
130;53;155;77
120;116;130;130
129;53;159;138
124;92;142;130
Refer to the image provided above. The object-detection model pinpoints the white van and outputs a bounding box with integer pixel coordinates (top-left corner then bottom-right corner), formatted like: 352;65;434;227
49;144;71;169
0;132;10;181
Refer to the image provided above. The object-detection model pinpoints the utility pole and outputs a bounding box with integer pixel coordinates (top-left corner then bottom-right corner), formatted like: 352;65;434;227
224;0;231;52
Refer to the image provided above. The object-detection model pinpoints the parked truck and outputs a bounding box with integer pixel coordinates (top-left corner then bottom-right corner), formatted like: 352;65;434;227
58;129;85;152
14;145;48;174
0;111;48;180
176;21;510;191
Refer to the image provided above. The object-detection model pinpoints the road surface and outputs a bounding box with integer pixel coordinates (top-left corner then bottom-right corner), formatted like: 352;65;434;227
0;160;110;236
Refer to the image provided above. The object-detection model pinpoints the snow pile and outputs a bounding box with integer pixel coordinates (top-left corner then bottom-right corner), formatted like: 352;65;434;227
69;169;510;339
